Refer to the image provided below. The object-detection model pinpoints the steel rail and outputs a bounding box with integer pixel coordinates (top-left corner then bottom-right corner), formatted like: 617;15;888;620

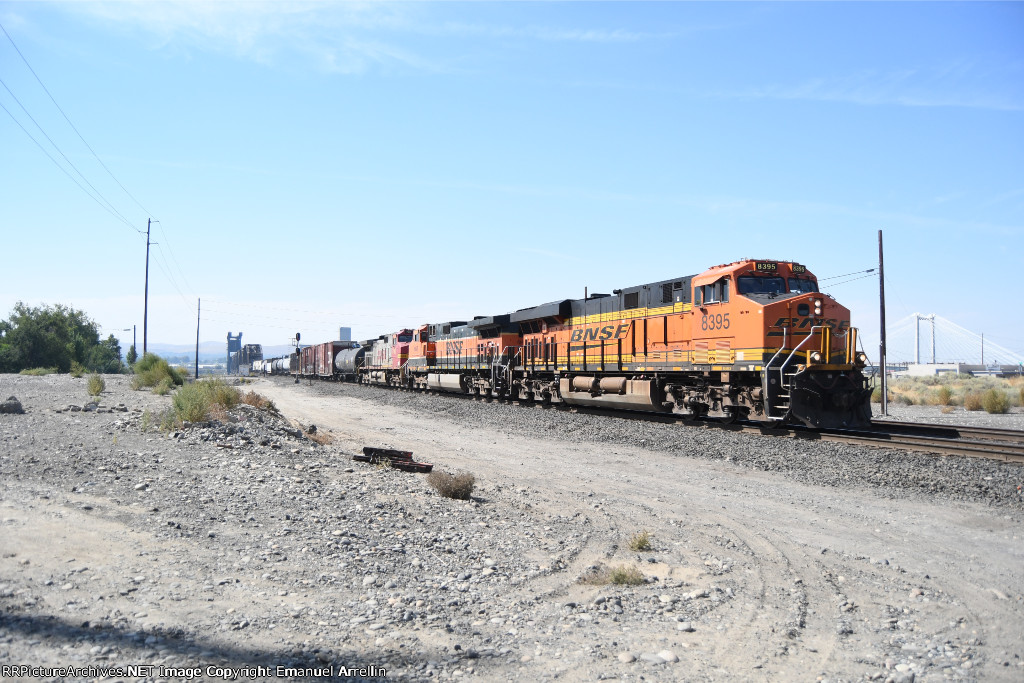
870;419;1024;443
799;426;1024;464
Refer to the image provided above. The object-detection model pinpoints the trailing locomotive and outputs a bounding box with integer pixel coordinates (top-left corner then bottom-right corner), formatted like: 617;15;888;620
279;259;873;429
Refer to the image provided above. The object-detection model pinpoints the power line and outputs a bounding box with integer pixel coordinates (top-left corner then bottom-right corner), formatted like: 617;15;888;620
821;273;878;289
0;75;140;233
819;268;876;282
155;222;195;296
0;20;154;219
152;243;191;303
0;99;140;233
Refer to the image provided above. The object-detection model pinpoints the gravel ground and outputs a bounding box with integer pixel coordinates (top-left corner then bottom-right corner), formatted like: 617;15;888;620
1;374;1023;683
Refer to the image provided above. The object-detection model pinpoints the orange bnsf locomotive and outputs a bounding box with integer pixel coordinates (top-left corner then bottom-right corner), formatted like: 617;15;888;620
291;259;872;429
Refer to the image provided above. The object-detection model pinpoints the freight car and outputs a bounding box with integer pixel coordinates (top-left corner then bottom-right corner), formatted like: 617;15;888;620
290;259;872;429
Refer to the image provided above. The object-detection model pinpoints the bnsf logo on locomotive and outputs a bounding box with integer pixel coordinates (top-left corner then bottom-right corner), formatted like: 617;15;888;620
768;317;850;334
569;324;631;343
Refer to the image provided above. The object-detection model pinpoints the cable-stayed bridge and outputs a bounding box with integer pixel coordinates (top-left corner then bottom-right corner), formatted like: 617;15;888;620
885;314;1024;366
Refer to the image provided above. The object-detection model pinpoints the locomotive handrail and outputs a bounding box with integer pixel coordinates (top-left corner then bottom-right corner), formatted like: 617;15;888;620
763;326;788;419
780;325;827;389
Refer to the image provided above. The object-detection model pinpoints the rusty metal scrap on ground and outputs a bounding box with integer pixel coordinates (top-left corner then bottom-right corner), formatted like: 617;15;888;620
353;446;433;472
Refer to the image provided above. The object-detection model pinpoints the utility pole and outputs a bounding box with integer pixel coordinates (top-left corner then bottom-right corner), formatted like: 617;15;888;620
143;218;152;355
195;298;200;380
878;230;888;416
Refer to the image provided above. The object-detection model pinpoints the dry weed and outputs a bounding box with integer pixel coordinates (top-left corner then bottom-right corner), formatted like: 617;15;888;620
306;429;333;445
628;530;652;551
580;564;645;586
427;471;476;500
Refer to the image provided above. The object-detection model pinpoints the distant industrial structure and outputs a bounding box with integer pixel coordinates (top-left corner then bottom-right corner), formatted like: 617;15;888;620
899;363;1023;378
226;332;262;375
339;326;351;342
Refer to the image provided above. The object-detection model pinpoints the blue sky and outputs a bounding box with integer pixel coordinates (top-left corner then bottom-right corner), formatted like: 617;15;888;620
1;1;1022;364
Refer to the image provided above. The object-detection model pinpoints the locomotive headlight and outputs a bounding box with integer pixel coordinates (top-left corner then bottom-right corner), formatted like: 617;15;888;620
810;351;823;364
855;352;868;367
813;298;823;316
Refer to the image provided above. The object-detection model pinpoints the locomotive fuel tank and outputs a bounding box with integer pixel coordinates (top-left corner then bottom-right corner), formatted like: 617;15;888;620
558;378;663;411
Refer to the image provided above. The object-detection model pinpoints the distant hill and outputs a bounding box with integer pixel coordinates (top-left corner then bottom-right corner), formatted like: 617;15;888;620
147;342;295;364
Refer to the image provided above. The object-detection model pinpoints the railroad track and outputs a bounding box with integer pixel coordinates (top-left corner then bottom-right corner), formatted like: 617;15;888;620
558;403;1024;464
870;419;1024;443
287;378;1024;465
804;423;1024;464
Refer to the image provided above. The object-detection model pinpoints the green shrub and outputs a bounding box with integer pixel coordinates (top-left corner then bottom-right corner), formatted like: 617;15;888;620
936;386;953;406
964;392;983;411
870;387;893;403
87;373;105;397
159;409;177;434
427;471;476;500
19;367;57;376
170;378;241;423
896;394;914;406
609;565;645;585
628;530;652;552
70;361;85;378
153;377;174;396
140;409;152;433
982;389;1010;415
172;382;211;423
132;353;185;390
209;380;239;409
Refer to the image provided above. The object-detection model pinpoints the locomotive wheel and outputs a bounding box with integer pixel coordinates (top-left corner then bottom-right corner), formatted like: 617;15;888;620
721;407;748;425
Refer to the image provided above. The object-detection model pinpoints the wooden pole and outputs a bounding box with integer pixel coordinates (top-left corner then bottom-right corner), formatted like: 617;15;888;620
878;230;888;416
194;298;200;380
143;218;151;355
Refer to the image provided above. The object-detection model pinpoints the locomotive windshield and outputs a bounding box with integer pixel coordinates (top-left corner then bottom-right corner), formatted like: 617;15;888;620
737;275;785;295
788;277;819;293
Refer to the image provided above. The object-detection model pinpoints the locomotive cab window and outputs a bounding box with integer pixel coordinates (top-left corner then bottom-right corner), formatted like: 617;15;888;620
695;278;729;305
788;277;819;293
737;275;785;295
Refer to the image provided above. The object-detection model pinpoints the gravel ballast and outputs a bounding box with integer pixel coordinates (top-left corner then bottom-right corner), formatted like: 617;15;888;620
1;373;1022;682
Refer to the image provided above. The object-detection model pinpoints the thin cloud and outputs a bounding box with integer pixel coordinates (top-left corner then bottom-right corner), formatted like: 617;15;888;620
433;21;660;43
53;2;677;74
714;65;1024;112
60;1;430;73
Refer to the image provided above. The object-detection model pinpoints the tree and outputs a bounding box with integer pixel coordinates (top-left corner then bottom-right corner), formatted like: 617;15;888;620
86;334;124;373
0;302;107;373
126;344;138;365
